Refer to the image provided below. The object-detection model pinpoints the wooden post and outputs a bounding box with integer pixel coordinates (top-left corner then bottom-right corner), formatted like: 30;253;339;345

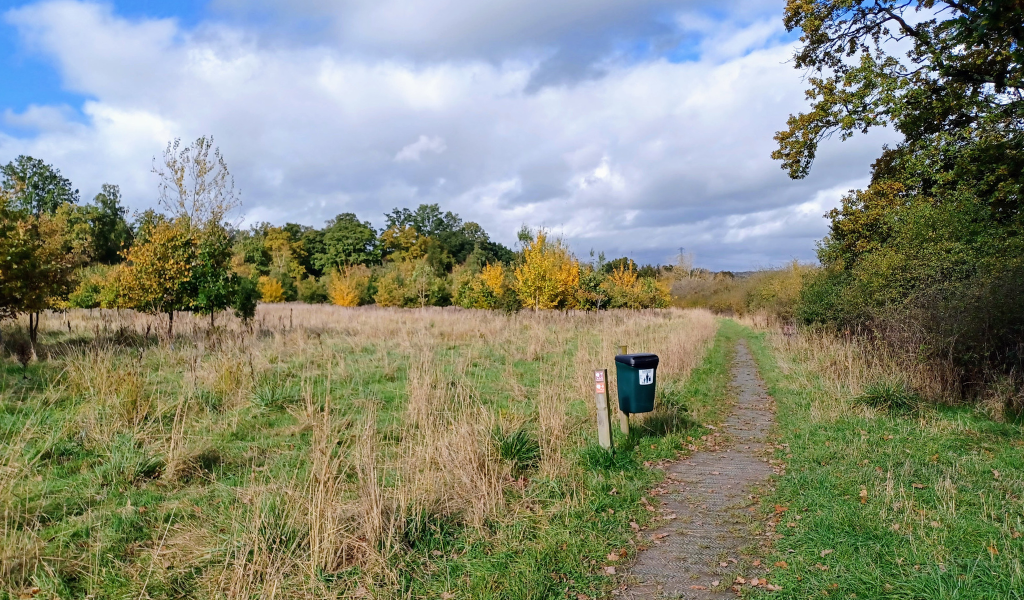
617;344;629;435
594;370;613;453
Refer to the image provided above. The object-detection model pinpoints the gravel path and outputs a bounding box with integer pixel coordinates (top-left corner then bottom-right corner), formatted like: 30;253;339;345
621;340;776;599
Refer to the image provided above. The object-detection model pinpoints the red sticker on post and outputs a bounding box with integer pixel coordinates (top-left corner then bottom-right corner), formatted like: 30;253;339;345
594;371;605;383
595;381;606;394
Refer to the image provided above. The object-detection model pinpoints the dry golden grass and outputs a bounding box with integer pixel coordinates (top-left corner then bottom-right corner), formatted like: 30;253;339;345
1;305;718;598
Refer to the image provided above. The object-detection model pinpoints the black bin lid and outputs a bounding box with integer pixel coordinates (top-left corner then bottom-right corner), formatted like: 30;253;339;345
614;353;659;369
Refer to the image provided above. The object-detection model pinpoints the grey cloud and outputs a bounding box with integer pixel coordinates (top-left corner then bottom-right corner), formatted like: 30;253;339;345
0;0;899;271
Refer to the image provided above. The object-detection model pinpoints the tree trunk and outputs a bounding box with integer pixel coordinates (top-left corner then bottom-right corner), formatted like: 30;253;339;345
168;310;174;337
28;312;39;344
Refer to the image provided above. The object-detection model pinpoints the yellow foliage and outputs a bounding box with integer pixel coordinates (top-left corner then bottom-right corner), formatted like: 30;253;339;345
118;219;196;314
513;231;580;310
328;265;371;307
264;226;307;280
600;259;670;309
607;261;639;291
479;263;505;296
380;225;424;262
258;276;286;303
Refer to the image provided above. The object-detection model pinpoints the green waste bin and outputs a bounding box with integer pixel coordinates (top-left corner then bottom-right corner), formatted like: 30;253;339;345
614;353;659;414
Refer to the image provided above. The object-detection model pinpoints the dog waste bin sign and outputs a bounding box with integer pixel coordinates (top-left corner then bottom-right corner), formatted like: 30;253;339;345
614;353;659;414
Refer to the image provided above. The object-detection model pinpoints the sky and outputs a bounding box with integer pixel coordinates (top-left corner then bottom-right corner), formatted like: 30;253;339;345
0;0;896;270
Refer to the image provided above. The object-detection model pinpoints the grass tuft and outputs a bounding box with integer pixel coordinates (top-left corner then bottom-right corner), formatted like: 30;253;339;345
493;426;541;476
855;378;923;412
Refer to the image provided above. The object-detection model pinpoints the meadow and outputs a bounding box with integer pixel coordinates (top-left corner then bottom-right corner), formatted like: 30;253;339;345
0;306;723;600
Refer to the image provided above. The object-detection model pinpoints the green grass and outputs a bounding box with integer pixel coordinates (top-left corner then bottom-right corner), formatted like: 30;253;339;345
743;328;1024;599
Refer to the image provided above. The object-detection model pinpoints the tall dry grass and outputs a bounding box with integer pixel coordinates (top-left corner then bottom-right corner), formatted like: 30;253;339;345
1;305;718;598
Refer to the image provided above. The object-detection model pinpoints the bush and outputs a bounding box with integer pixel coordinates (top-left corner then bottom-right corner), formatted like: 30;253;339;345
297;277;328;304
327;265;372;307
233;276;260;322
258;276;286;303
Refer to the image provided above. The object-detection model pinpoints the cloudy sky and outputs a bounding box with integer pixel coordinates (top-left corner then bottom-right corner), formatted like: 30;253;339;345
0;0;895;270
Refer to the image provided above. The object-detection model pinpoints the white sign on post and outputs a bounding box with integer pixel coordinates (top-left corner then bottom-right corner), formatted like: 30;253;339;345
639;369;654;385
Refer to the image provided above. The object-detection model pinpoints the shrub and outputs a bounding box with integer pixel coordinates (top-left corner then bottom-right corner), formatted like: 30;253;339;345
68;265;114;309
327;265;372;307
297;277;328;304
258;276;286;303
233;276;260;322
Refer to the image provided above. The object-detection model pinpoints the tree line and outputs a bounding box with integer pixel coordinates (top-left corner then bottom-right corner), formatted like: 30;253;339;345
772;0;1023;391
1;138;670;342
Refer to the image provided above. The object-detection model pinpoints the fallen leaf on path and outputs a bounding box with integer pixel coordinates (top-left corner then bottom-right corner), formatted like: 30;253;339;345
988;545;999;556
765;584;783;591
774;561;788;568
606;553;620;562
604;566;616;575
720;561;728;567
774;505;788;513
653;533;669;540
734;577;746;584
993;470;1001;480
753;560;761;566
860;489;868;504
814;563;829;571
629;521;639;531
912;483;927;489
689;585;707;590
711;580;720;587
820;549;833;557
441;593;455;600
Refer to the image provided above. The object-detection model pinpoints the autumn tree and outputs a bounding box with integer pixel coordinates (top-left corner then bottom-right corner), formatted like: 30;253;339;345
147;136;244;329
0;182;85;344
327;265;372;307
513;231;580;311
118;218;196;336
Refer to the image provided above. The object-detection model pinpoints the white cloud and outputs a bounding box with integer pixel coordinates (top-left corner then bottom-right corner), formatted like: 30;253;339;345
395;135;447;162
0;0;897;270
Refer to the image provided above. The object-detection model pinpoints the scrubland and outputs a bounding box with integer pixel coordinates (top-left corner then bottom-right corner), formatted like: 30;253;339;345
1;306;721;600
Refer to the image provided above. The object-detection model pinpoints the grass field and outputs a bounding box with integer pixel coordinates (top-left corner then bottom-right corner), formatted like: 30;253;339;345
8;307;1018;599
0;306;729;600
743;325;1024;599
